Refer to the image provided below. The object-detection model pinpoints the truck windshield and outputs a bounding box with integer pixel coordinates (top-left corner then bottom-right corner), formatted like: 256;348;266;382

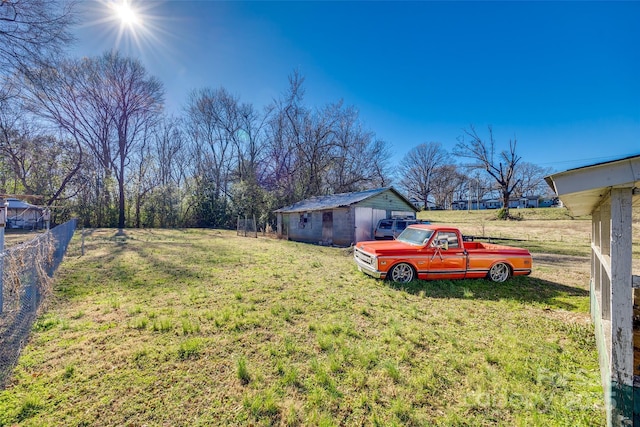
396;228;434;246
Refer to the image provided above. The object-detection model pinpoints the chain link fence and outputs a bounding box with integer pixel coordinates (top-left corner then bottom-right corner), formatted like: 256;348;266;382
0;218;77;389
237;215;258;238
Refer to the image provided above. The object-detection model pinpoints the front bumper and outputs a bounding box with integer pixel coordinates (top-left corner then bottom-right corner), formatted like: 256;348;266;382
357;263;385;279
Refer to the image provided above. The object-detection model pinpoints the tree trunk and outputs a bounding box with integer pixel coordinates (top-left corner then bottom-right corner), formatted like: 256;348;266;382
118;159;126;230
135;193;141;228
502;189;511;218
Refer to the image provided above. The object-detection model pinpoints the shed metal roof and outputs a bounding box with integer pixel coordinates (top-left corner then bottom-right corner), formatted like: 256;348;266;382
545;155;640;216
274;187;417;213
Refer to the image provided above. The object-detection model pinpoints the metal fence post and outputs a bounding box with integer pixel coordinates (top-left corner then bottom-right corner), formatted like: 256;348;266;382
0;198;7;314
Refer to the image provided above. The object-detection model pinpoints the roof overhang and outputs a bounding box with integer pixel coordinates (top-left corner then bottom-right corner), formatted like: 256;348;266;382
545;155;640;216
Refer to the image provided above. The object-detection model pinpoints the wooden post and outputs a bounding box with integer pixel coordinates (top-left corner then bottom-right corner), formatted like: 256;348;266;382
609;187;634;423
602;200;612;321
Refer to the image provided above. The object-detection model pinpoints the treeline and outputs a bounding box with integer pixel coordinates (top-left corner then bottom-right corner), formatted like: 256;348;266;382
0;1;553;228
1;60;393;229
1;54;553;229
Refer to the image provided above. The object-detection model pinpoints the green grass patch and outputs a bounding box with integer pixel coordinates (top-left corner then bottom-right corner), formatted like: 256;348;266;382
0;228;604;426
177;338;205;360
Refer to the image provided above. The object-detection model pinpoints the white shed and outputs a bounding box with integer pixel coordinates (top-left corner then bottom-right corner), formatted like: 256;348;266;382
274;187;418;246
6;198;44;230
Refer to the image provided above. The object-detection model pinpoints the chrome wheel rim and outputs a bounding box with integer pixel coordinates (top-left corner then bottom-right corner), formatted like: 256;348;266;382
489;263;509;282
391;263;414;283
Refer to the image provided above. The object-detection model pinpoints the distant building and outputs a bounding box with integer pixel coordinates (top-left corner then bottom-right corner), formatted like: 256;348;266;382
452;195;551;210
508;196;540;209
274;187;418;246
6;198;44;229
409;198;437;210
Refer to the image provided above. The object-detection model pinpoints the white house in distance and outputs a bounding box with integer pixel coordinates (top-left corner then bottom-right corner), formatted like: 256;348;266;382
546;155;639;426
274;187;418;246
5;198;44;230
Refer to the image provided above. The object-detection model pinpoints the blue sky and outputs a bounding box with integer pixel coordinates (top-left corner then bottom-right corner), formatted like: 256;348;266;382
73;1;639;171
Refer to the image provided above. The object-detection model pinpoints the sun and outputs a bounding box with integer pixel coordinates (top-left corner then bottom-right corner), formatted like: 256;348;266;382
80;0;173;59
114;0;139;27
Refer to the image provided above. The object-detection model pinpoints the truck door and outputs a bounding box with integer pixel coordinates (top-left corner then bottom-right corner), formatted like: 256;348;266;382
427;231;467;279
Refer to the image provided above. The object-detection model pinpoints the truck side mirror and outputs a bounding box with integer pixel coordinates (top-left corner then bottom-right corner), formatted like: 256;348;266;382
436;239;449;251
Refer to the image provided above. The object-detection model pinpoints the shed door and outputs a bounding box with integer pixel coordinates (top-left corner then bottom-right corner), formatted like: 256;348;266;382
322;211;333;243
355;207;386;242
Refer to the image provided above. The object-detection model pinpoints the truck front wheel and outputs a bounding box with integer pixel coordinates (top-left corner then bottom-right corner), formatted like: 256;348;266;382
390;263;415;283
488;262;510;282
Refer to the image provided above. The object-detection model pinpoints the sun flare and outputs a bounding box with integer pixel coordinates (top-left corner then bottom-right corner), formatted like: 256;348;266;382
115;1;139;27
81;0;171;59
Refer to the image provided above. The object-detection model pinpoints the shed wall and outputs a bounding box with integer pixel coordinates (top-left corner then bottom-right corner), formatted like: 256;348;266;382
275;188;418;245
354;207;387;242
282;208;356;246
332;208;354;246
284;211;322;243
7;208;43;229
357;192;416;214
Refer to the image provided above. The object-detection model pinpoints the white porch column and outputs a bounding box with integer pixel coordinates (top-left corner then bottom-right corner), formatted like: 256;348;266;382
609;187;634;423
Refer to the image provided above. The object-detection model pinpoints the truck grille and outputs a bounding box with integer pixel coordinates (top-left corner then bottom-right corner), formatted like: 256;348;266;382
354;247;374;266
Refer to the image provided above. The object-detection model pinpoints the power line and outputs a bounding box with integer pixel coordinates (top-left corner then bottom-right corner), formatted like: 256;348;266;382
538;152;640;168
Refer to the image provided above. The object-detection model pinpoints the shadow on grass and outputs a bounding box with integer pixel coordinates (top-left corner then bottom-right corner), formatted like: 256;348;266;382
387;276;589;311
60;228;246;295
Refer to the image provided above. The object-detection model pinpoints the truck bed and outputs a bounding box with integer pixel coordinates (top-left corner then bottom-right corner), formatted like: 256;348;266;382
464;241;528;253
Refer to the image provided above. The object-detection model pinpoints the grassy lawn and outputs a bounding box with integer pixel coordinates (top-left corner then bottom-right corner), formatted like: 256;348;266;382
0;214;606;426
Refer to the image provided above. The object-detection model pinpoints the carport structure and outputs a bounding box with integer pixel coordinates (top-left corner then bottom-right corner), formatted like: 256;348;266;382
546;155;640;426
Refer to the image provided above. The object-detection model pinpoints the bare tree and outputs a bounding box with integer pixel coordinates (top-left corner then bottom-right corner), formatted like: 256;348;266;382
0;82;82;206
128;122;156;228
460;172;494;209
512;161;553;198
105;52;164;229
454;125;522;218
430;164;465;209
150;116;190;227
265;71;392;205
230;102;270;224
283;77;337;198
185;87;242;226
398;142;450;209
23;57;115;225
0;0;76;72
22;52;164;228
326;104;392;193
235;102;266;184
263;73;305;205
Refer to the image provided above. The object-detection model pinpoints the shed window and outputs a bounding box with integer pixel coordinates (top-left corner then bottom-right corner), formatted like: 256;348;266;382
299;212;311;228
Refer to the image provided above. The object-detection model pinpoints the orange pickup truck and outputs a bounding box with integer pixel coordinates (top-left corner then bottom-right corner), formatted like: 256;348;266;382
354;224;532;283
